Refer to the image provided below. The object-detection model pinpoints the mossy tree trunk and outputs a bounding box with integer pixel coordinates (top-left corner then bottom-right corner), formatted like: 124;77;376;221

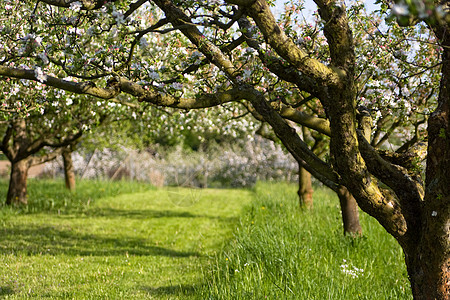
402;28;450;299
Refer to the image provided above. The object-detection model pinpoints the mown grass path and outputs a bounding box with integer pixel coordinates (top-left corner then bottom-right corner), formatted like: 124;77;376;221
0;185;252;299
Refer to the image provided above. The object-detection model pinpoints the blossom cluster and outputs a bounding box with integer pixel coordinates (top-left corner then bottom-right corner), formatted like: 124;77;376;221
43;137;299;188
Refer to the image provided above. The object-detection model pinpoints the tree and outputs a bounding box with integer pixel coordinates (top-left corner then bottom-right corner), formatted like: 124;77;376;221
0;0;448;297
0;82;95;204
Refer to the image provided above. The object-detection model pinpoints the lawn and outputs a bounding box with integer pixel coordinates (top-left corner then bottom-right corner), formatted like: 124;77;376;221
0;180;252;298
0;180;412;299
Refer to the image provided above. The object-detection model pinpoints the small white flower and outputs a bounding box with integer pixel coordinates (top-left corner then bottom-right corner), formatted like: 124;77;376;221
70;1;82;12
66;99;73;105
112;10;125;25
140;37;149;48
34;36;42;46
392;4;409;16
340;259;364;278
34;67;47;83
432;211;437;217
243;69;252;80
171;82;183;90
148;71;160;80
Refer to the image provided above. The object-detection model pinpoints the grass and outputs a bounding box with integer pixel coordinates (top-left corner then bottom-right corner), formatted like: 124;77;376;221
0;179;253;298
0;179;412;299
197;182;412;299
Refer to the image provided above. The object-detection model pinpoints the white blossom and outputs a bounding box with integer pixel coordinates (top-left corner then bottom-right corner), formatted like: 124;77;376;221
34;67;47;83
70;1;82;12
392;4;409;16
243;69;252;80
140;37;149;48
432;211;438;217
112;10;125;26
171;82;183;90
149;71;160;80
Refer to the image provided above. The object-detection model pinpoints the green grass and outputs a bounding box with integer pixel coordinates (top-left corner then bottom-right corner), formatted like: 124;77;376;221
197;182;412;299
0;180;412;299
0;179;252;299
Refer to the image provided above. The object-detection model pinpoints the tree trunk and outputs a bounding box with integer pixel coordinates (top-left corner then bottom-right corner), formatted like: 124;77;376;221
405;29;450;300
405;243;450;300
6;159;30;205
336;186;362;236
298;164;313;209
62;148;76;191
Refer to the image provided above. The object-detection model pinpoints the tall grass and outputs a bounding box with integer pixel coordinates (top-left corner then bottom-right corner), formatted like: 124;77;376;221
197;182;412;299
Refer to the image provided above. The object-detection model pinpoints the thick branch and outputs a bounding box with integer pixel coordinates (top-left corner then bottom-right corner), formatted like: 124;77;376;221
314;0;355;70
235;0;342;86
29;148;64;166
153;0;239;80
238;17;321;95
270;102;331;136
0;66;120;99
241;85;339;190
39;0;117;10
357;130;423;241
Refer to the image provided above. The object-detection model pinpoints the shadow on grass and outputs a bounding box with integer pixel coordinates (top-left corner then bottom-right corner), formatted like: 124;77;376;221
0;226;200;257
142;284;197;297
85;207;238;222
0;286;14;296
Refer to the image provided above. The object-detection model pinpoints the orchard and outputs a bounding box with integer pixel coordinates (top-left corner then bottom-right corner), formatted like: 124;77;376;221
0;0;449;298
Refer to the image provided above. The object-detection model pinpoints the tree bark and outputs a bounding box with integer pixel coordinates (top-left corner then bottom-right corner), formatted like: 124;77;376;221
336;186;362;236
298;164;313;209
404;28;450;300
6;159;30;205
62;147;76;191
